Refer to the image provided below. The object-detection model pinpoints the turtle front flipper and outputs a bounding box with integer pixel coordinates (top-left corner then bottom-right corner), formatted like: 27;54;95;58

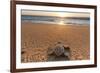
64;46;71;60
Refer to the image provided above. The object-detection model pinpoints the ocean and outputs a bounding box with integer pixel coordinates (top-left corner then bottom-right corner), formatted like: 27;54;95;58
21;15;90;25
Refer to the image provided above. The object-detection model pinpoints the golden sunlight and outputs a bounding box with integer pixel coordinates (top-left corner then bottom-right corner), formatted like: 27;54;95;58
58;13;66;18
58;20;66;25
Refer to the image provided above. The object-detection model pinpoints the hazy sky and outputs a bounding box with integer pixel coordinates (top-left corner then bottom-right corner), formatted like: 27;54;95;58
21;10;90;18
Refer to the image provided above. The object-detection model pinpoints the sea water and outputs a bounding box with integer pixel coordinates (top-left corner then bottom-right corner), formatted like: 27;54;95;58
21;15;90;25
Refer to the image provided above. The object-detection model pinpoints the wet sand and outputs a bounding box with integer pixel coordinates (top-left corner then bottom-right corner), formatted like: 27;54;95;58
21;22;90;63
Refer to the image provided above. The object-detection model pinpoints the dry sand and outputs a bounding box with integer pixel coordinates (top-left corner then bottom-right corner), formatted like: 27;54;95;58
21;22;90;63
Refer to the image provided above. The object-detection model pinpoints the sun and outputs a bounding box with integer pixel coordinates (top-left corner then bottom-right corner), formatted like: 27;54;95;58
58;13;66;18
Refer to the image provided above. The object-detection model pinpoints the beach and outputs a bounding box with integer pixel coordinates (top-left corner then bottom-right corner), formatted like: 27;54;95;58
21;22;90;63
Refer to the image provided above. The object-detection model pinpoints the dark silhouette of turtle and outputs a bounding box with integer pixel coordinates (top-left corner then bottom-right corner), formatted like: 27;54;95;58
54;42;64;56
47;42;71;61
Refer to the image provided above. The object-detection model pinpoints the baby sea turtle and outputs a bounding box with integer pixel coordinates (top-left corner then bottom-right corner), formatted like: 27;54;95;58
54;42;65;56
47;42;71;58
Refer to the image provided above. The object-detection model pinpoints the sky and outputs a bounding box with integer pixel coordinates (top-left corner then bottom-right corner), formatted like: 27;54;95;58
21;10;90;18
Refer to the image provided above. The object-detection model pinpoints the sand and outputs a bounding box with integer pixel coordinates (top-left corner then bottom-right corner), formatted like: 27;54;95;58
21;22;90;63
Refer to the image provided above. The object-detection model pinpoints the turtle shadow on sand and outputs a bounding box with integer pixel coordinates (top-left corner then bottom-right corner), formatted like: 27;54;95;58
47;42;71;61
